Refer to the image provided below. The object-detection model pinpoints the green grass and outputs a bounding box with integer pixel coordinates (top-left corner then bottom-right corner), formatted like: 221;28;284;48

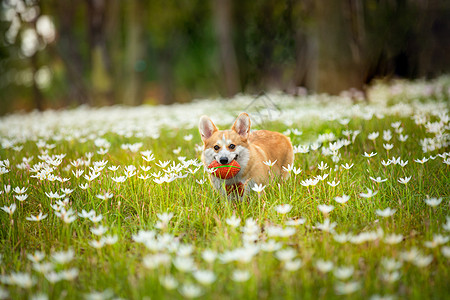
0;79;449;299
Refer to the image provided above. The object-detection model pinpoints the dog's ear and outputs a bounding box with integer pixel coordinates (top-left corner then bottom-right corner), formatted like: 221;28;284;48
232;112;251;140
199;115;218;143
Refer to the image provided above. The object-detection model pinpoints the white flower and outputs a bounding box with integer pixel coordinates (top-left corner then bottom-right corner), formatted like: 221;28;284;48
317;161;329;170
102;234;118;245
300;178;320;187
260;240;283;252
282;163;294;173
157;212;174;224
315;174;329;181
111;176;126;183
251;183;266;193
399;160;408;167
143;253;171;269
441;246;450;258
384;234;403;244
1;203;17;216
368;132;379;140
173;256;195;272
108;165;120;171
275;248;297;261
156;160;170;168
359;188;378;198
376;208;397;218
72;170;84;178
61;188;74;195
89;239;106;249
179;284;203;299
32;262;54;275
45;191;64;199
334;281;360;295
263;159;277;167
363;152;377;158
177;244;194;257
285;218;306;226
400;247;420;262
424;197;442;207
8;271;36;288
90;225;108;236
423;234;449;248
60;268;79;281
398;134;409;142
183;134;193;141
160;275;178;290
397;176;411;185
284;259;303;271
318;204;334;214
84;290;113;300
88;214;103;223
294;145;309;154
370;176;387;183
196;178;207;185
381;257;402;271
383;143;394;150
341;163;354;170
231;270;251;282
315;219;337;232
26;212;48;221
226;215;241;228
51;249;74;264
274;204;292;214
315;259;334;273
327;180;340;187
96;192;113;200
414;157;429;164
335;194;350;204
381;160;391;166
193;270;216;285
201;249;217;263
412;255;433;267
27;251;45;263
15;194;29;201
333;233;352;243
381;271;401;283
334;266;354;280
13;186;28;194
443;217;450;231
292;167;302;175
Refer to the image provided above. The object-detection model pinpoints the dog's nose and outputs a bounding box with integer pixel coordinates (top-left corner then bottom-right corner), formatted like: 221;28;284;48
219;157;229;165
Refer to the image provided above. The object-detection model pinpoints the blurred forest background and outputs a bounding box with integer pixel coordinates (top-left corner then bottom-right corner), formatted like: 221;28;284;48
1;0;450;115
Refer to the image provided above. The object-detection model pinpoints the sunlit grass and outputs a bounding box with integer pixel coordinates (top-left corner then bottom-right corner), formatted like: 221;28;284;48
0;78;449;299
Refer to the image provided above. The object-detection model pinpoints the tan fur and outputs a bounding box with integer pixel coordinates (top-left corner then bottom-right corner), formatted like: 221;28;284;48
199;113;294;196
243;130;294;183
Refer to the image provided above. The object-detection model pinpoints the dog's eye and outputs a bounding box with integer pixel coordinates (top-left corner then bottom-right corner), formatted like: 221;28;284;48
229;144;236;150
214;145;220;151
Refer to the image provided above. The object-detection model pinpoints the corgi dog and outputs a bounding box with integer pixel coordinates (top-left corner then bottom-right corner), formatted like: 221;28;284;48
198;112;294;197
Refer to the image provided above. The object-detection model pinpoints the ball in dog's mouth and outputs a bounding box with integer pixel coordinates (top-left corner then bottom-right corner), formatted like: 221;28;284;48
208;160;241;179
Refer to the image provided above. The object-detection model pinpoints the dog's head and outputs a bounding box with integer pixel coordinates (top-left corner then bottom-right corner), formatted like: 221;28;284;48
198;113;251;172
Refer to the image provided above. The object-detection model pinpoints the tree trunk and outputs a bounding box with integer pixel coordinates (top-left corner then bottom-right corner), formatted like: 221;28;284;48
158;48;175;105
56;0;91;105
213;0;240;97
312;0;364;94
122;0;145;106
31;54;44;111
87;0;113;105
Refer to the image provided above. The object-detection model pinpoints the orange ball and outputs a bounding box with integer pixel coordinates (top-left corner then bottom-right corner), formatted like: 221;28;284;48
208;160;241;179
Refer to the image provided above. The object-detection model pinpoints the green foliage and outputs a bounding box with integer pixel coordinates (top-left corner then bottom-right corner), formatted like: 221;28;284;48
0;80;449;299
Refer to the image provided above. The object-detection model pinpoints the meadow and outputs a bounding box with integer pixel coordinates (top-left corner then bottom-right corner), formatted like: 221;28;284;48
0;77;449;300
